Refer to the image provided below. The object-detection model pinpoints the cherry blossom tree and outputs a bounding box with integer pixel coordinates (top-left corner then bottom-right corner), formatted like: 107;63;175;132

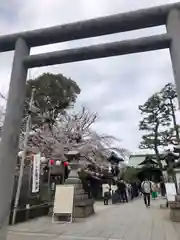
1;87;129;168
22;106;129;168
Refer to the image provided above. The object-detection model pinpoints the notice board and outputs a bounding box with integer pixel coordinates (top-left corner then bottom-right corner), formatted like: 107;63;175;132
165;182;176;202
53;185;74;222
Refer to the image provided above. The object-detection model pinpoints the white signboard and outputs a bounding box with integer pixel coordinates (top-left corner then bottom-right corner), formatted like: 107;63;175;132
165;182;177;202
32;153;41;193
53;185;74;222
175;172;180;193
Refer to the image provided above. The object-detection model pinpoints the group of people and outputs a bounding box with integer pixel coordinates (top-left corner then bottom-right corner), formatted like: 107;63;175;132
103;178;164;206
102;179;140;205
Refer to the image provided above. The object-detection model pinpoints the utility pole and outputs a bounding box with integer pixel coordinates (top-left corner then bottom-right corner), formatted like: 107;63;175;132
11;89;35;225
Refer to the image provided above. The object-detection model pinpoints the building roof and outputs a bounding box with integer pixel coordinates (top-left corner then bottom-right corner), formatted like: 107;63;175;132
129;153;168;168
129;154;156;168
130;153;156;158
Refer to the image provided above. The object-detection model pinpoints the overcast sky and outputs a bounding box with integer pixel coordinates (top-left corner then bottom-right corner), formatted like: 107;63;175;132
0;0;179;154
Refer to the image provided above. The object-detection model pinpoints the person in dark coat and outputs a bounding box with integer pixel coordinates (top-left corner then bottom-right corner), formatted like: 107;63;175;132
117;180;128;203
160;179;166;197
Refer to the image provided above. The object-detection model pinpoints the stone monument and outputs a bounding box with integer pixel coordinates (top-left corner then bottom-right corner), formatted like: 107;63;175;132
169;198;180;222
65;150;94;218
168;146;180;221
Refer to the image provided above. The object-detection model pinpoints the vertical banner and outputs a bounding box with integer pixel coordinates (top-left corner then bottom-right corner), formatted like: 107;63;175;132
32;153;41;193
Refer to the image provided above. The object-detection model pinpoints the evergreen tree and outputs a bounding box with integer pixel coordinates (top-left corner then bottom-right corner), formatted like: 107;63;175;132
160;83;179;144
23;73;81;128
139;93;171;169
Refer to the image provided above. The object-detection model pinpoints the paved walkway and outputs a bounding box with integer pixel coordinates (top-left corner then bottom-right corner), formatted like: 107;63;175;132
7;199;180;240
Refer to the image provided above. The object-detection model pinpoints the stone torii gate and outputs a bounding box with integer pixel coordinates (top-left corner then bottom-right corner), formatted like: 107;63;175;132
1;2;180;237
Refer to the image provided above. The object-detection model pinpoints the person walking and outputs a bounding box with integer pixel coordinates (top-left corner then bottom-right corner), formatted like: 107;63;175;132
117;179;128;203
141;179;152;207
102;182;110;205
151;182;158;200
160;178;166;197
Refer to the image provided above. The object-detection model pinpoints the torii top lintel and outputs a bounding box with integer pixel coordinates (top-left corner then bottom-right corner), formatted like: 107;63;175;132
0;2;180;52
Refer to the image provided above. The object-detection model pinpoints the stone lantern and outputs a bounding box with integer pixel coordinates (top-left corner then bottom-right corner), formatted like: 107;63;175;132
64;150;81;184
64;150;94;218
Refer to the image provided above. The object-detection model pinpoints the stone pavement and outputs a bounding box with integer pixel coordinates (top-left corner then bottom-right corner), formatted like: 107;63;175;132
7;199;180;240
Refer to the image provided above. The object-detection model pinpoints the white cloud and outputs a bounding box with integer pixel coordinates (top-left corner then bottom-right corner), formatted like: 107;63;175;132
78;81;109;103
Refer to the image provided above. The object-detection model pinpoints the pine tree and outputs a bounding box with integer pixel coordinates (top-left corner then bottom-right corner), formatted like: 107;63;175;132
139;93;172;169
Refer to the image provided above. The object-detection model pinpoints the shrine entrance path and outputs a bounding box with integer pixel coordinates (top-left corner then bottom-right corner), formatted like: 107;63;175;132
7;199;180;240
